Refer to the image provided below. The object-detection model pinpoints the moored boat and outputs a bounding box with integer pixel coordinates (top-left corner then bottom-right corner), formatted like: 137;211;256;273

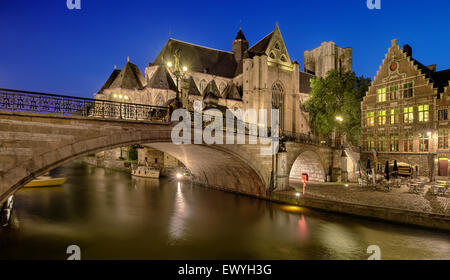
24;176;67;188
131;166;160;178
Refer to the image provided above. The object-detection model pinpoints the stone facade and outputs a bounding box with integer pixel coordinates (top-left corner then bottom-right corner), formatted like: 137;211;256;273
95;24;352;136
92;24;354;186
304;41;352;78
361;39;450;179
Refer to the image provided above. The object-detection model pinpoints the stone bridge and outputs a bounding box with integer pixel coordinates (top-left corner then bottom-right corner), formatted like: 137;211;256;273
0;89;342;204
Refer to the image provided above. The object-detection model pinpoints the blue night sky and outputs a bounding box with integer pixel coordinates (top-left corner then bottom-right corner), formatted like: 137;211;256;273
1;0;449;98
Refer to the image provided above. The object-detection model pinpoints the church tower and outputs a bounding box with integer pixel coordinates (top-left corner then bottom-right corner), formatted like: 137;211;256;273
232;29;249;62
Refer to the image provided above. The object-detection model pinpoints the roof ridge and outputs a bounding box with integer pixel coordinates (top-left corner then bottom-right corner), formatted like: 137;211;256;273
169;38;233;54
249;31;274;50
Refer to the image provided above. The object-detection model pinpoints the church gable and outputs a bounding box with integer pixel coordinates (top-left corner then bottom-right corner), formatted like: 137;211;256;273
266;24;291;65
247;24;291;65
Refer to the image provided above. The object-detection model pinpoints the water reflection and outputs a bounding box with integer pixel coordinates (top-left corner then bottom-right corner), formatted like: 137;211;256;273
0;161;449;260
168;182;188;241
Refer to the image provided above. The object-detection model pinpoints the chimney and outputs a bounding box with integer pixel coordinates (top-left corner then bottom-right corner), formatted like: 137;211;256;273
403;44;413;57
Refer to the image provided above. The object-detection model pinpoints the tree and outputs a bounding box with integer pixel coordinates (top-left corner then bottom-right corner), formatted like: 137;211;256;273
304;70;371;145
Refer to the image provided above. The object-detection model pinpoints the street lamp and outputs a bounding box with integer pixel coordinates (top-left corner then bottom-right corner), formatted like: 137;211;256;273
335;115;344;147
427;131;433;181
166;49;188;101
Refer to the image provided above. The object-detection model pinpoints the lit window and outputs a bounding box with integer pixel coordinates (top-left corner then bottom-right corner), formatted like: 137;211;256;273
377;135;385;152
418;132;429;152
389;85;399;100
403;132;414;152
366;112;374;126
390;108;399;124
438;129;448;149
366;135;374;151
403;107;413;123
377;88;386;102
390;135;399;152
418;105;429;122
378;110;386;125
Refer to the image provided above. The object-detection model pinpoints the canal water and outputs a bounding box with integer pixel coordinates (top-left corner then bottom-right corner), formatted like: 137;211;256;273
0;161;449;260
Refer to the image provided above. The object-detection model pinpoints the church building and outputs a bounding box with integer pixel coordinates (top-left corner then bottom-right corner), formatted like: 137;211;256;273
95;23;352;136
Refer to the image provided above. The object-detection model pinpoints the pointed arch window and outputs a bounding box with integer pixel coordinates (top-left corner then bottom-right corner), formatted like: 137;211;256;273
269;52;276;59
274;42;281;50
280;55;287;62
272;82;284;131
199;79;207;94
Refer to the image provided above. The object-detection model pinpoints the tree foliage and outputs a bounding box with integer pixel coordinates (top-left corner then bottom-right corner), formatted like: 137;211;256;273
304;70;371;145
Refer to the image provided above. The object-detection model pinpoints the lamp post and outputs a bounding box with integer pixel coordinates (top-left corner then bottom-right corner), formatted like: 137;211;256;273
335;115;344;147
427;131;434;182
336;115;348;182
166;49;188;102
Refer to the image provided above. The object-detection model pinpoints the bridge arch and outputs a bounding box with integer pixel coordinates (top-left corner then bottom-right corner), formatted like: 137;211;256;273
288;150;327;182
0;113;268;203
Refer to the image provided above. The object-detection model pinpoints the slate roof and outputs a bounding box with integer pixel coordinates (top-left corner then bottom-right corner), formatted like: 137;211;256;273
153;39;238;78
434;69;450;93
98;69;121;93
223;82;243;100
248;31;273;54
235;29;247;41
146;66;177;91
109;62;145;90
401;45;450;94
186;76;201;96
203;80;221;97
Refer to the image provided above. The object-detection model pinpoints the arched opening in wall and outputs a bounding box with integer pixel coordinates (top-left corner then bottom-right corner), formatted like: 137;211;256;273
289;151;325;182
1;138;267;203
272;82;284;131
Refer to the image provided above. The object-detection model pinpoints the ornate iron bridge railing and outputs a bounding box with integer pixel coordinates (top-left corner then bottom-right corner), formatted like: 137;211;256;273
283;130;330;146
0;88;169;122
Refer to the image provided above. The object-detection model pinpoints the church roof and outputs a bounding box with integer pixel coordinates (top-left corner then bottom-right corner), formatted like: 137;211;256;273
203;79;221;97
187;76;201;96
109;62;145;90
235;29;247;41
98;69;121;93
153;39;238;78
248;31;274;54
147;65;177;91
223;82;243;100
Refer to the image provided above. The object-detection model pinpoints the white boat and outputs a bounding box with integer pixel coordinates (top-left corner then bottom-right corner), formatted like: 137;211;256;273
131;166;160;178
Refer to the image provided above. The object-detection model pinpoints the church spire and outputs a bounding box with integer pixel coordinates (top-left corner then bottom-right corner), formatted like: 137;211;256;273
232;28;249;61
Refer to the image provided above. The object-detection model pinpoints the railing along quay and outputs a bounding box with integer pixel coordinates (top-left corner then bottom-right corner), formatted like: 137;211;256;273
0;88;169;122
283;130;330;146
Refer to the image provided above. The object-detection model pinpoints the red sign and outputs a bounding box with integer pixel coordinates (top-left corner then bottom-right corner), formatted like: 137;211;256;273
301;173;309;182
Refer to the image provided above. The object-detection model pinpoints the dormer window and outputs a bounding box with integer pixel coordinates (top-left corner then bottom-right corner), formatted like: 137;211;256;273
280;55;287;62
274;42;280;50
269;52;276;59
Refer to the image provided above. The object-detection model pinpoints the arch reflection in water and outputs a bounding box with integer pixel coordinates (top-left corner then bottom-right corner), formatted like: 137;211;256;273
1;161;450;260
